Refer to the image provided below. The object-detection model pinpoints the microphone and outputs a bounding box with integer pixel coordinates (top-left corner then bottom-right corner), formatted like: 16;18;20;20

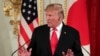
11;39;30;56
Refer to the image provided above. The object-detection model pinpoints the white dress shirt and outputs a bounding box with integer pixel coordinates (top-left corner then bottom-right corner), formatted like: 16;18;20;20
50;22;63;40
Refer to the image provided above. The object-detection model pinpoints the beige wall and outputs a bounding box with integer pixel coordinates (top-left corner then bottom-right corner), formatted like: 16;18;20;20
0;0;18;56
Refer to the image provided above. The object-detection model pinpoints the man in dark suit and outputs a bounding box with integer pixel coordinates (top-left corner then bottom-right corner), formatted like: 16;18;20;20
27;3;83;56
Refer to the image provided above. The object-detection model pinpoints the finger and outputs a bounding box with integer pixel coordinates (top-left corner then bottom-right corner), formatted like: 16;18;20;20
27;48;32;56
69;49;73;54
67;49;72;53
62;51;66;56
29;48;32;52
67;49;71;52
67;49;74;56
19;48;24;54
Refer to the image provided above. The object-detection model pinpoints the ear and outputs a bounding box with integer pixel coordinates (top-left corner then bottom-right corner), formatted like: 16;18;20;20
58;15;63;21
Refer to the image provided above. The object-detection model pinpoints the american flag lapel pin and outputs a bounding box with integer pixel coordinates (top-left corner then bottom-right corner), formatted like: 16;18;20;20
64;32;66;34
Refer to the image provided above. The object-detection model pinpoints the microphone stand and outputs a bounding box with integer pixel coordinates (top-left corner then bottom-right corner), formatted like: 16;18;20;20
11;40;30;56
75;39;90;55
81;46;90;55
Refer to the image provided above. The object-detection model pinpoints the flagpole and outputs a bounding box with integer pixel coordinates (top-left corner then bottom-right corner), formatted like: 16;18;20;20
63;0;67;25
38;0;44;25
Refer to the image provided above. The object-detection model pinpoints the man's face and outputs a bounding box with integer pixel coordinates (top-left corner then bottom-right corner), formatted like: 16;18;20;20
45;10;61;28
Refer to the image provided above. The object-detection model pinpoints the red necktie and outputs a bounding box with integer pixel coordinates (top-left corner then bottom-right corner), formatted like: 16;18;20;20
50;28;58;55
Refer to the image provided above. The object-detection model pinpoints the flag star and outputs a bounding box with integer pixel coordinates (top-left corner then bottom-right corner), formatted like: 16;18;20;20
23;3;26;6
21;0;38;24
28;4;32;8
33;12;35;16
33;6;36;10
22;9;26;13
27;17;30;20
28;11;31;14
34;0;37;4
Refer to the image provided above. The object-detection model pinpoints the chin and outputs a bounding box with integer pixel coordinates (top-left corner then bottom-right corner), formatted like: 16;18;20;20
47;24;53;28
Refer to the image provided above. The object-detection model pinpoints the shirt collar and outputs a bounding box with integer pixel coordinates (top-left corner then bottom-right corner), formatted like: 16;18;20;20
50;22;63;32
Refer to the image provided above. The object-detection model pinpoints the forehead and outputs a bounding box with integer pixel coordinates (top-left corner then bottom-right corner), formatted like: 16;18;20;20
45;7;58;14
45;10;58;15
46;7;57;12
45;7;59;13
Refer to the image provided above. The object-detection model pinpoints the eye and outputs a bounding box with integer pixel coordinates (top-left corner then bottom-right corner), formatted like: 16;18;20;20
48;15;52;16
46;14;52;17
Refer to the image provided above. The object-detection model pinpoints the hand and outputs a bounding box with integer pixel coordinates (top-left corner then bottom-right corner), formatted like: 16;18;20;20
62;49;74;56
18;47;32;56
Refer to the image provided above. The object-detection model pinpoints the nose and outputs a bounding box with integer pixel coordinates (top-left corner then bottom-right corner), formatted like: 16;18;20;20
46;15;50;20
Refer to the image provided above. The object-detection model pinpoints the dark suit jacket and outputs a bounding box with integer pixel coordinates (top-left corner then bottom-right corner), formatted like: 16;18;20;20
27;24;83;56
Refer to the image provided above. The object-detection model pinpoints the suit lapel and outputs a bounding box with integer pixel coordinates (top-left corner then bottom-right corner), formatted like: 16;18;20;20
54;24;67;54
44;26;52;55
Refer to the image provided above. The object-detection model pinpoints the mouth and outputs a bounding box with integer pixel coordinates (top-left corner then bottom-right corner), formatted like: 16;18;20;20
47;21;51;23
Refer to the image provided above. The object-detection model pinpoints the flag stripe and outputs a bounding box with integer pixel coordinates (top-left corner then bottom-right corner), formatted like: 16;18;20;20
29;22;34;31
21;16;32;39
33;18;38;28
20;23;30;45
19;34;28;48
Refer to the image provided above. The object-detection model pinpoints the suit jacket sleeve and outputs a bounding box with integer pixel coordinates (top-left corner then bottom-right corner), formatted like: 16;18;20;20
72;30;83;56
27;28;37;56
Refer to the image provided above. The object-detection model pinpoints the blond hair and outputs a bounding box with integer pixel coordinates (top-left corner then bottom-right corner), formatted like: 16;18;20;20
45;3;64;19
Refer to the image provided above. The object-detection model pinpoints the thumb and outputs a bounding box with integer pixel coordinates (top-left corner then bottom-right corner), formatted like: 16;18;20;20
29;48;32;52
62;51;66;56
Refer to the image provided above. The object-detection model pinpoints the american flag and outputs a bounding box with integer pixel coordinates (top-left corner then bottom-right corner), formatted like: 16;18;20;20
18;0;38;55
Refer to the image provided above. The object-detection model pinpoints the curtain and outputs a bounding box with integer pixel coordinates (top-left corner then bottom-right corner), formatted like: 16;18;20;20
87;0;100;56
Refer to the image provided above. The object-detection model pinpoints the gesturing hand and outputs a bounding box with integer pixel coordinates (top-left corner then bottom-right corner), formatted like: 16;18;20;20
62;49;74;56
18;48;32;56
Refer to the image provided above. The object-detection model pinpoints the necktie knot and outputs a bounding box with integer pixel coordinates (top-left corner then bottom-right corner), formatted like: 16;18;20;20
53;28;57;31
